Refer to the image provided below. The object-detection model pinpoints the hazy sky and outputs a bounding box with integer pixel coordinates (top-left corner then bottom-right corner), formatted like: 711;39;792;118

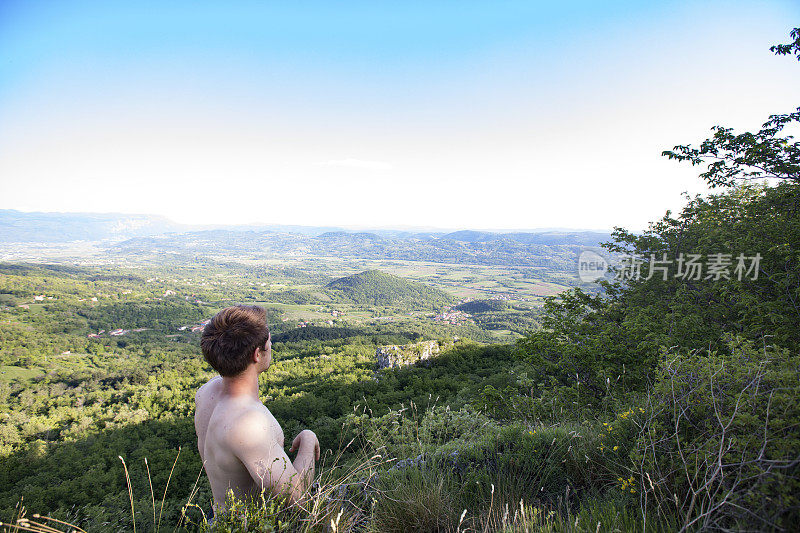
1;1;798;231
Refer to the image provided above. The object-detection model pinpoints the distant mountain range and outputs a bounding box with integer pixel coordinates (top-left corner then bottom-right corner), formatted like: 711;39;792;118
0;209;344;242
0;209;611;245
0;209;612;269
110;230;609;269
0;210;183;243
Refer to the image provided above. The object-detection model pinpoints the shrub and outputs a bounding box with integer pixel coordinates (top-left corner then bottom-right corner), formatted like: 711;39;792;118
634;338;800;531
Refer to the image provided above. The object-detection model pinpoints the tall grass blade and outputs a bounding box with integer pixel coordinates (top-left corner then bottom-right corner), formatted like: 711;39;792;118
118;456;136;533
144;458;156;529
157;447;181;533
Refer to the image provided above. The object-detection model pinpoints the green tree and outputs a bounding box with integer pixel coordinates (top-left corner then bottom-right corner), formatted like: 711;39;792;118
662;28;799;188
519;28;800;396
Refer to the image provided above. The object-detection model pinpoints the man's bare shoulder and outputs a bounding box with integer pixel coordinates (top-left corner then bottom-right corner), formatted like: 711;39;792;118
195;376;223;403
226;405;276;445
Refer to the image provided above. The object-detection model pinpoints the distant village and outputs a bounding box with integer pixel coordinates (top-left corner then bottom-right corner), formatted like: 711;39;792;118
433;295;512;325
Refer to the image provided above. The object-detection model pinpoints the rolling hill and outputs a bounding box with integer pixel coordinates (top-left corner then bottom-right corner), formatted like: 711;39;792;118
326;270;455;309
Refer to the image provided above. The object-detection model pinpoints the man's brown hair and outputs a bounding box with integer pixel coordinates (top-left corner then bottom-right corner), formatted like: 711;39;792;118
201;305;270;377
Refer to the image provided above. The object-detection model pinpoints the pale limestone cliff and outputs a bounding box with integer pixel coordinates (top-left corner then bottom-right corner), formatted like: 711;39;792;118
375;339;451;370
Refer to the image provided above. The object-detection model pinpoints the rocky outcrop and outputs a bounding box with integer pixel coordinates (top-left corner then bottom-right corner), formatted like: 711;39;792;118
375;339;448;370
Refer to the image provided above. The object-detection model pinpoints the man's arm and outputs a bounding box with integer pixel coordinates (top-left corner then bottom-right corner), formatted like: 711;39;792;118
229;411;318;504
288;429;320;489
193;377;222;462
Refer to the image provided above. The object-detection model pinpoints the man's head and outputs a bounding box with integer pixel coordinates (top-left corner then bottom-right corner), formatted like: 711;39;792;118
201;305;271;377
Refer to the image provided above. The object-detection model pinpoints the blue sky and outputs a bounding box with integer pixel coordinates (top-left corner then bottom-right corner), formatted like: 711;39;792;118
1;1;798;230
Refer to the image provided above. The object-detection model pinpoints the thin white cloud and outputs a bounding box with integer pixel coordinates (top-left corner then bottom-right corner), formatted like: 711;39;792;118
315;158;393;171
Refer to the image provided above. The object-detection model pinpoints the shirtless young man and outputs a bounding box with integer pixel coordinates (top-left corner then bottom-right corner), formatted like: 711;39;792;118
194;305;320;517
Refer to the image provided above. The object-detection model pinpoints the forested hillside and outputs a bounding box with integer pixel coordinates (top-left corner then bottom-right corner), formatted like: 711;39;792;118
326;270;455;309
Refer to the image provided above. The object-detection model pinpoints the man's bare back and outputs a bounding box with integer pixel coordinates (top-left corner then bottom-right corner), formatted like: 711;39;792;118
195;377;286;508
195;306;320;518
